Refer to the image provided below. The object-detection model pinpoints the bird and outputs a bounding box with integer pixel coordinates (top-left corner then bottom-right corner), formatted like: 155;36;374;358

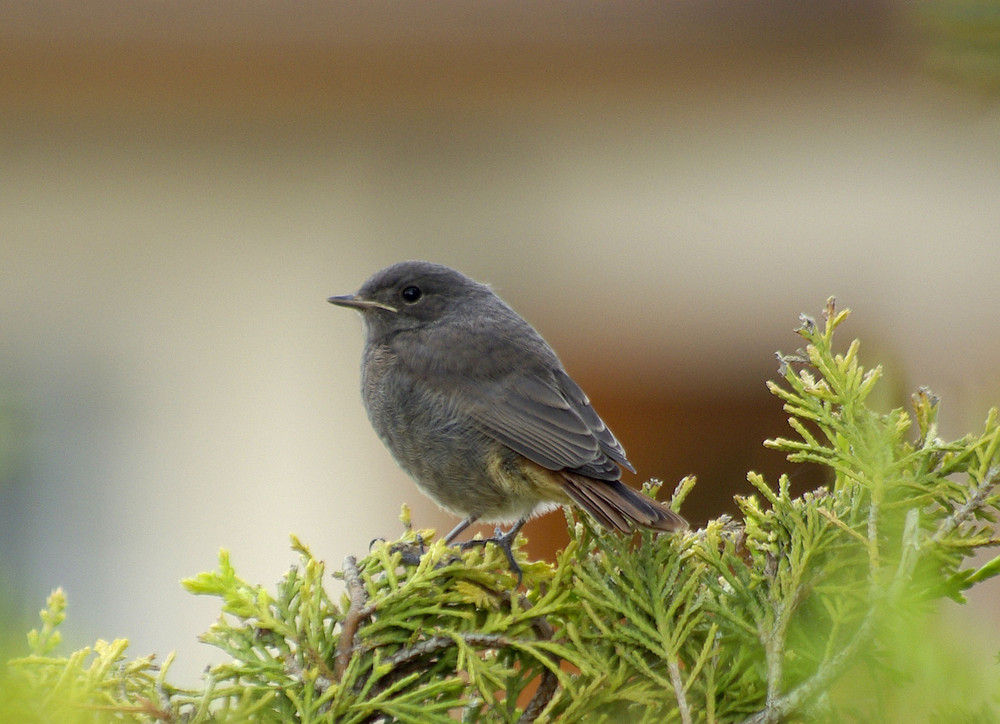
329;260;687;578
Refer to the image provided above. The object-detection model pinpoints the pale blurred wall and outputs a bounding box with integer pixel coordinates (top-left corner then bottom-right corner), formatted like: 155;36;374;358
2;1;999;683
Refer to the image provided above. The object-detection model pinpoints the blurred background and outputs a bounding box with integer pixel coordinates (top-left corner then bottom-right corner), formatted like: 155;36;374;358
2;0;999;686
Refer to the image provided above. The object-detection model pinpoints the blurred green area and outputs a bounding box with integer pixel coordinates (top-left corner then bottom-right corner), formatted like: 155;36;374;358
916;0;1000;94
0;385;30;656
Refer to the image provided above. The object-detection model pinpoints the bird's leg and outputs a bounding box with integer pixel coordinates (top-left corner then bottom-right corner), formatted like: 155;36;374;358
458;517;528;584
443;515;479;545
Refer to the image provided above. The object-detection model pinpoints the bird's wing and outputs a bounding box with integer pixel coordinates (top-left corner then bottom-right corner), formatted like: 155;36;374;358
465;368;633;480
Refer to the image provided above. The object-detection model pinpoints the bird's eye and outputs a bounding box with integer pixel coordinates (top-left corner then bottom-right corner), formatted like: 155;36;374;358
400;285;422;303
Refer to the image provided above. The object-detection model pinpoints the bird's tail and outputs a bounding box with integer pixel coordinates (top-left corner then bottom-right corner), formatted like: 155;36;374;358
559;472;688;533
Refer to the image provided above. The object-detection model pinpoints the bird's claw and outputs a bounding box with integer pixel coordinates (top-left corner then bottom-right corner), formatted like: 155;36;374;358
458;527;524;585
387;533;426;566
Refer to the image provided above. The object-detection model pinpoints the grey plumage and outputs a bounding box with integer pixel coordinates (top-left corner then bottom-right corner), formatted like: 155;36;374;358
329;260;686;542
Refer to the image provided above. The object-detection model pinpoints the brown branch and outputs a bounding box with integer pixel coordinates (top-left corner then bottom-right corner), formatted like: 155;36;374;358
334;555;372;681
382;633;508;669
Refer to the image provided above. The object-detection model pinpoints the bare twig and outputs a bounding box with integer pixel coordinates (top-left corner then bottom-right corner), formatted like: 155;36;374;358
758;606;786;723
382;633;508;669
334;556;372;681
520;667;559;724
932;465;1000;543
888;508;921;600
667;657;693;724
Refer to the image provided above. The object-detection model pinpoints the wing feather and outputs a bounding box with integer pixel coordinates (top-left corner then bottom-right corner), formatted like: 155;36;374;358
467;368;632;480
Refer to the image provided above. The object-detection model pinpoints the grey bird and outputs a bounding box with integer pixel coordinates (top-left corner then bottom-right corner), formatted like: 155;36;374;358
329;261;687;577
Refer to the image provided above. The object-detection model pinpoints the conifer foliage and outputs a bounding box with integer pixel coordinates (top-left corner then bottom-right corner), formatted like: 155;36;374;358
3;299;999;722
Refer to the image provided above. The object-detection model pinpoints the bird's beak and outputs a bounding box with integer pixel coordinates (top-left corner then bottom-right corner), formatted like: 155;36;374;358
327;294;398;313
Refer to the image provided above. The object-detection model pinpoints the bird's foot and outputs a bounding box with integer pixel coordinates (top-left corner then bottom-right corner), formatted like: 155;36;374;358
458;524;525;585
383;533;426;566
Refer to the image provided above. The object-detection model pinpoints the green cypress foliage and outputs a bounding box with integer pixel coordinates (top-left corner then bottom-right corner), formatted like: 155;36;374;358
3;299;999;722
